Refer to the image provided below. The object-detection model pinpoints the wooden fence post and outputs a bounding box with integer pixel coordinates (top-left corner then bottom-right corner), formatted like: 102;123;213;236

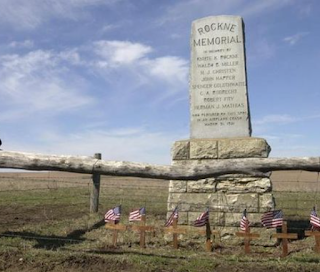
90;153;101;213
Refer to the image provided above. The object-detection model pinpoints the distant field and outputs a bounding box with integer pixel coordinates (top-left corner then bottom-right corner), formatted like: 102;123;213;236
1;170;320;272
0;171;169;224
1;170;320;220
271;170;320;192
271;171;320;220
1;169;318;189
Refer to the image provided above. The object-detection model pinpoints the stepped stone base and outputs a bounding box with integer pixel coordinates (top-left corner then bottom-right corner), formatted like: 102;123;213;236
172;137;271;160
167;137;274;228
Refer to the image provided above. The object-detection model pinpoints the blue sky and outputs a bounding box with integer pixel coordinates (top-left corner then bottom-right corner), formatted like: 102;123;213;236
0;0;319;164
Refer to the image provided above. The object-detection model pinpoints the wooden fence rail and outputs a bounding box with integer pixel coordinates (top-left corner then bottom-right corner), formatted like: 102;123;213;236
1;150;320;213
1;150;320;180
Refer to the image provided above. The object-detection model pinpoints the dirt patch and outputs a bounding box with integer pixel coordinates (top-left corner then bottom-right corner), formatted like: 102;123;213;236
0;247;318;272
0;250;132;272
0;204;87;232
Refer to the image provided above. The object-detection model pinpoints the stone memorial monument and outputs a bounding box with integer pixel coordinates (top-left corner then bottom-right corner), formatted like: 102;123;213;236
167;16;274;231
190;15;251;139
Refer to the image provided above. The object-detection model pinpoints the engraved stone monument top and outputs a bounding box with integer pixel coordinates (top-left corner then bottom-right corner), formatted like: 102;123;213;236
190;15;252;139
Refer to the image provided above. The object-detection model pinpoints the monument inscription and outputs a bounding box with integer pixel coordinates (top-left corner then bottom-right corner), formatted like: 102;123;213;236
190;15;251;139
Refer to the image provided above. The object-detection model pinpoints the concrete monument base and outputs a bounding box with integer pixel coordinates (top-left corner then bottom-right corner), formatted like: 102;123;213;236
167;137;275;228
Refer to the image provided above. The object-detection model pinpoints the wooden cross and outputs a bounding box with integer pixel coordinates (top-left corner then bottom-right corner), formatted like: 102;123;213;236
235;227;260;254
163;218;187;249
130;215;155;248
305;230;320;253
272;221;298;257
105;221;127;247
195;222;220;252
205;222;213;252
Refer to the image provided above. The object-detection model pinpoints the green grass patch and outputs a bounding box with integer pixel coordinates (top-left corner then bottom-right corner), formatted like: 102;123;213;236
2;176;320;271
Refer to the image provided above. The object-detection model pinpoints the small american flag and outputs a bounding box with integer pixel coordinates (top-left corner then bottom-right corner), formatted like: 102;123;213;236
165;206;178;227
240;209;249;231
261;210;283;229
310;206;320;229
194;208;209;227
129;207;146;222
104;206;121;223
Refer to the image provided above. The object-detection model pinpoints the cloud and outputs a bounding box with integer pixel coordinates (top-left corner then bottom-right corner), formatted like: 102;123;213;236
247;38;276;65
100;24;120;33
158;0;242;25
283;32;309;46
271;145;320;157
0;39;189;125
58;49;83;65
238;0;293;17
252;114;298;136
253;114;298;126
253;113;320;128
158;0;294;25
90;40;189;100
0;39;190;165
170;34;183;39
146;56;189;85
0;0;121;30
259;133;320;157
253;112;320;157
0;49;94;121
8;126;185;164
93;40;153;65
296;2;312;17
9;40;34;49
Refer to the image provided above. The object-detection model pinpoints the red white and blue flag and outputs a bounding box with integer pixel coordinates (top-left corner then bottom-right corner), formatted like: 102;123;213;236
194;208;209;227
261;210;283;229
310;206;320;230
129;207;146;222
165;206;178;227
240;209;249;231
104;206;121;223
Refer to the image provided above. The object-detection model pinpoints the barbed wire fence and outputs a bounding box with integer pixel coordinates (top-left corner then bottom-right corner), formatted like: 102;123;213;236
0;171;320;249
1;172;320;216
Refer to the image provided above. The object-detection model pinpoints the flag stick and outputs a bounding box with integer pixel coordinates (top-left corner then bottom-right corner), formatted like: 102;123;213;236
205;221;212;252
140;215;146;248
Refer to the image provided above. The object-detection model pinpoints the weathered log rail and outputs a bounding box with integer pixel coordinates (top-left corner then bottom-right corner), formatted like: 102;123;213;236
0;150;320;180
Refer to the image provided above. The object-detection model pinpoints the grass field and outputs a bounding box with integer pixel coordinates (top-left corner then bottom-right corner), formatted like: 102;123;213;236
1;171;320;271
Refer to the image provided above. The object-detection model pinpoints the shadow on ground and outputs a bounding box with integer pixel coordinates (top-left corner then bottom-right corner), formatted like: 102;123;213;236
0;219;105;250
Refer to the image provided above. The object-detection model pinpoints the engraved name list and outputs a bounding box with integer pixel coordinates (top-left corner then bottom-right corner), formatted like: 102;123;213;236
190;15;251;139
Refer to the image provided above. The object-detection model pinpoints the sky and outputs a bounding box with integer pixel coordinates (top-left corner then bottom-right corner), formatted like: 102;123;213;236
0;0;319;165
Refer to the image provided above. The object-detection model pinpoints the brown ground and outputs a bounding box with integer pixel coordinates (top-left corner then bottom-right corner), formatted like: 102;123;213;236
0;204;86;229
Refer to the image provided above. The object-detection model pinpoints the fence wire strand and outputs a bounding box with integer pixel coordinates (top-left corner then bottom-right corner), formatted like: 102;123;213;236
0;172;319;236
